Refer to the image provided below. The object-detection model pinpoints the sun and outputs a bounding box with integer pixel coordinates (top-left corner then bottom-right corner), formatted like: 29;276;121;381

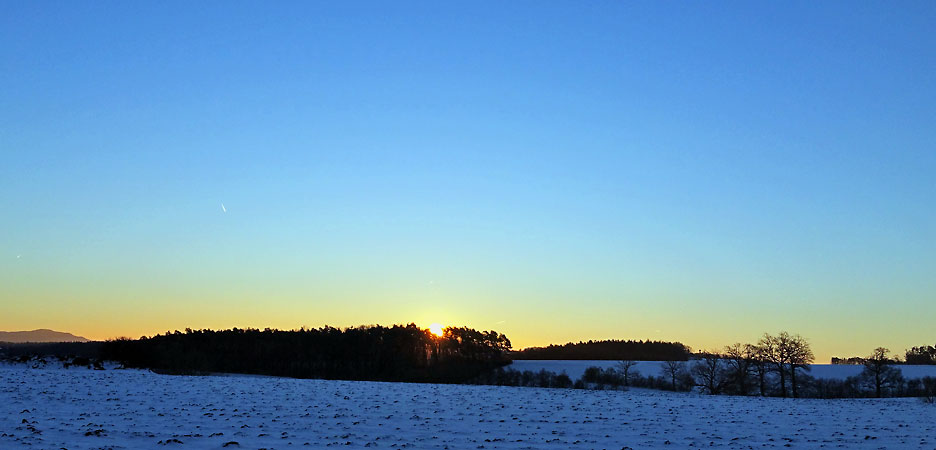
428;323;444;337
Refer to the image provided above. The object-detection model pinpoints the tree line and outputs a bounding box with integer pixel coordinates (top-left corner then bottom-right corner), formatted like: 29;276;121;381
5;329;934;401
512;339;690;361
565;332;936;400
100;325;512;383
832;344;936;365
0;341;103;360
562;332;813;397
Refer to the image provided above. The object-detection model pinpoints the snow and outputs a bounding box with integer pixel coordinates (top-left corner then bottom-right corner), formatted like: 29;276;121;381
2;364;935;449
508;360;936;382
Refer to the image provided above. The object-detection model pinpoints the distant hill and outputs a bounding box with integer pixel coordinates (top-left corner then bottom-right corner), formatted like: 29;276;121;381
0;329;90;343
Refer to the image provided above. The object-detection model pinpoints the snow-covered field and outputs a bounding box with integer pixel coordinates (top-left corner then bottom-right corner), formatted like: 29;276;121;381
508;360;936;382
2;364;935;450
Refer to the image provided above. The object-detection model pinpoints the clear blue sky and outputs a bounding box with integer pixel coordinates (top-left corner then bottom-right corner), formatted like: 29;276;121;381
2;1;935;360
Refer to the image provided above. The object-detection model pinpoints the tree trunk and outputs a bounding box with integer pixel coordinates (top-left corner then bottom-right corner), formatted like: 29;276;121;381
791;366;798;398
778;364;787;397
875;371;882;398
758;367;766;396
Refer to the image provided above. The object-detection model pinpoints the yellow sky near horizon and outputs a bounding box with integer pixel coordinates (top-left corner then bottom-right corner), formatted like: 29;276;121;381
1;298;924;364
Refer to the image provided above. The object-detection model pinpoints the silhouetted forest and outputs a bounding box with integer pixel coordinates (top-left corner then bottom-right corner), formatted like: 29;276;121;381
512;339;690;361
0;341;102;360
100;325;512;383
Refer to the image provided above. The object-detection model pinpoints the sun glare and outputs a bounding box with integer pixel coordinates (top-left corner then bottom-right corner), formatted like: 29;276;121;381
429;323;444;337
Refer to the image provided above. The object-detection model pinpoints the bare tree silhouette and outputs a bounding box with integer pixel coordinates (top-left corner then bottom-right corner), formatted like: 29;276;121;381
617;360;637;386
861;347;902;398
661;360;686;391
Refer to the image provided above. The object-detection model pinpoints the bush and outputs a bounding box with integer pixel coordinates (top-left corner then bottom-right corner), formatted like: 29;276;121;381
581;366;626;388
922;377;936;404
469;368;575;390
66;356;91;368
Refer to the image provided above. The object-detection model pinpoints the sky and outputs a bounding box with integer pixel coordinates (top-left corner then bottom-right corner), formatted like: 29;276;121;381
2;1;935;362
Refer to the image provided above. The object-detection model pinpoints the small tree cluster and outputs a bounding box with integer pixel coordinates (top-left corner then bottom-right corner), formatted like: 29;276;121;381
906;345;936;365
683;332;815;397
676;337;934;400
